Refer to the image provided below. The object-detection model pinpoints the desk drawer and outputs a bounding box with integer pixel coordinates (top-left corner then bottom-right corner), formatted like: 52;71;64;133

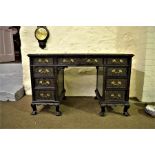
32;57;53;65
106;58;128;65
105;91;125;101
58;57;102;65
34;78;56;88
107;67;127;77
34;90;55;100
33;66;54;77
106;79;127;89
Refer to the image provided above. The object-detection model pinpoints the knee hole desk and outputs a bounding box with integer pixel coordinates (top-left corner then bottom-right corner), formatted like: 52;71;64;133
28;53;134;116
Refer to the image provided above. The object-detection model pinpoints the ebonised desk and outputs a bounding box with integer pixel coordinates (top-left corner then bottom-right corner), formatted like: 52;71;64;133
28;53;134;116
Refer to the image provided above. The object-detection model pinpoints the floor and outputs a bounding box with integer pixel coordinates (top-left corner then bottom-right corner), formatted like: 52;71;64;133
0;96;154;129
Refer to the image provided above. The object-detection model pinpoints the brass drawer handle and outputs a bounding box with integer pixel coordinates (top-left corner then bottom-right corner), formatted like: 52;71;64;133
70;59;74;62
40;92;51;98
38;68;50;74
86;59;98;63
111;69;123;74
119;59;124;63
63;59;67;63
111;93;121;98
112;59;117;63
94;59;98;62
112;59;124;63
111;80;122;86
38;58;49;63
62;58;74;63
39;80;50;86
87;59;91;62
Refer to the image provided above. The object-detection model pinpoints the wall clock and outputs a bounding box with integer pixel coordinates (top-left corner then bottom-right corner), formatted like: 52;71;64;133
35;26;49;49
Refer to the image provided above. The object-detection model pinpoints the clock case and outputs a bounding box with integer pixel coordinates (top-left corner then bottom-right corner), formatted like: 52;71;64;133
35;26;49;49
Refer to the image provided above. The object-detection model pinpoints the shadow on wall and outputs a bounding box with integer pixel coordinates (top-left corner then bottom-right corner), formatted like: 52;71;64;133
130;69;144;101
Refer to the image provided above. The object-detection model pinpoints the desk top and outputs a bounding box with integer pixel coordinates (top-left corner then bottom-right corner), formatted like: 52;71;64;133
28;53;134;57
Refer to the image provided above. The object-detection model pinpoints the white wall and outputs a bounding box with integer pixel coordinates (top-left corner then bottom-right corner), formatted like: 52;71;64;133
116;27;147;101
142;27;155;102
20;26;155;102
20;26;119;96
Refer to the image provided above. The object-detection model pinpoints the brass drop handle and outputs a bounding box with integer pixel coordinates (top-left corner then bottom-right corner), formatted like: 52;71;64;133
38;68;50;74
112;59;117;63
111;94;115;97
111;80;122;86
39;80;50;86
63;59;67;63
45;80;50;85
38;58;42;62
45;59;49;63
40;93;51;98
86;58;98;63
70;59;74;62
39;80;43;84
111;69;123;74
119;59;124;63
38;58;49;63
111;93;121;98
87;59;91;62
94;59;98;62
112;59;124;63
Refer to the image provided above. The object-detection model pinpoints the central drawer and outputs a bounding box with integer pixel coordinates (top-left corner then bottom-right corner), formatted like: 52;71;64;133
58;57;103;66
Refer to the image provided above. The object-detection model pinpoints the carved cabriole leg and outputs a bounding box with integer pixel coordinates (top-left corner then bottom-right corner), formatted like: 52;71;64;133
55;105;62;116
31;104;37;115
99;106;106;116
94;96;98;100
95;66;99;100
63;96;66;100
123;105;130;116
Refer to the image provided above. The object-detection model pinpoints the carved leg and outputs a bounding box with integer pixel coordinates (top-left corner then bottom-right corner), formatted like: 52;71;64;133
31;104;37;115
99;106;106;116
94;96;98;100
63;96;66;100
55;105;62;116
123;105;130;116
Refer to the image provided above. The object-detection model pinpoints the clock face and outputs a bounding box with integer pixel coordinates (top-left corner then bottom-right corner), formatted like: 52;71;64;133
35;27;48;41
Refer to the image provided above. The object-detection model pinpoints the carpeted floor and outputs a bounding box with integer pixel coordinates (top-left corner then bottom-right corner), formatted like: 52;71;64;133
0;96;154;129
